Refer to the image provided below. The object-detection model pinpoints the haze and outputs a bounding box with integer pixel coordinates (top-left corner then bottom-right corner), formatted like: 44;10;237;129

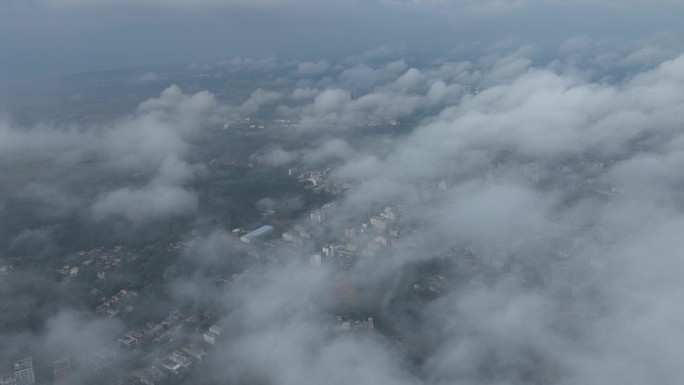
2;1;684;385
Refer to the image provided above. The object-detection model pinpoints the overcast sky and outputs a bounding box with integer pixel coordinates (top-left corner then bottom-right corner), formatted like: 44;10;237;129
1;0;684;80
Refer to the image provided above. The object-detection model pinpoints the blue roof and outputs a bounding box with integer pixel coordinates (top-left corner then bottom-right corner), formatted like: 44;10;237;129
242;225;274;240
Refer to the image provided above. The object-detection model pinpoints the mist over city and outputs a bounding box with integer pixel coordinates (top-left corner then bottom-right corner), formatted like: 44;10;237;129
2;1;684;385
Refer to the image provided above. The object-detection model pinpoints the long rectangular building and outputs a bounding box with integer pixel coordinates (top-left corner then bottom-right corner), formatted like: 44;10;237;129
240;225;275;243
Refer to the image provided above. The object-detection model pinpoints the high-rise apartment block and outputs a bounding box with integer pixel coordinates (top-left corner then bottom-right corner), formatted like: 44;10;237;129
14;358;34;385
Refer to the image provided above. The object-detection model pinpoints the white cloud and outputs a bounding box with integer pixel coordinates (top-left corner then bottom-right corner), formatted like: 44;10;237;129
290;87;319;100
91;182;198;223
297;60;331;76
315;89;350;112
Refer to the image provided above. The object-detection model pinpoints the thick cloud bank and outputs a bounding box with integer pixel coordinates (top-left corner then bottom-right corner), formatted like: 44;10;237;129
188;52;684;385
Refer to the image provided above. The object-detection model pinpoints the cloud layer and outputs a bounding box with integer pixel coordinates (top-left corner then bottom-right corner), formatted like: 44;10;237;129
4;43;684;385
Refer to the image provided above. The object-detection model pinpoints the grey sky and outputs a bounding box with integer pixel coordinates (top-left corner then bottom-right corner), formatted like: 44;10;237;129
1;0;683;79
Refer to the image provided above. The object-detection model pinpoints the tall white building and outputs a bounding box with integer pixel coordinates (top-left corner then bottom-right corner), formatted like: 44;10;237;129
310;211;325;223
344;228;356;238
382;207;398;222
14;358;34;385
370;216;386;230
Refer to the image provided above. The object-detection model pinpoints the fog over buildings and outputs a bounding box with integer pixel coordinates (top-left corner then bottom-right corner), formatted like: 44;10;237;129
2;1;684;385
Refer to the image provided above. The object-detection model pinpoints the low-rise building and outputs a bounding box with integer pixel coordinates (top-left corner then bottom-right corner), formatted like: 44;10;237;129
169;351;193;370
203;325;223;345
53;359;71;381
132;366;168;385
370;216;386;230
334;317;374;332
182;344;206;361
282;231;296;242
117;333;138;350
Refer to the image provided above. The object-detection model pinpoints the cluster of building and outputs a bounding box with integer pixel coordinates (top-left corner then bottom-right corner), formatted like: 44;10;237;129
510;159;621;194
130;366;167;385
288;167;351;195
0;357;73;385
333;316;374;333
95;289;138;317
57;265;81;282
0;357;34;385
279;201;419;272
222;117;266;130
202;325;222;346
347;117;401;128
222;117;298;131
78;245;130;266
520;162;548;182
321;206;409;265
118;310;185;351
411;274;446;295
131;324;222;385
130;334;214;385
57;246;139;284
342;206;407;257
281;203;337;246
4;310;221;385
223;114;400;132
71;345;120;375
